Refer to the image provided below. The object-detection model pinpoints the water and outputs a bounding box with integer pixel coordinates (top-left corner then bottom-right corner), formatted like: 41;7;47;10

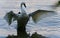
0;0;60;38
0;37;5;38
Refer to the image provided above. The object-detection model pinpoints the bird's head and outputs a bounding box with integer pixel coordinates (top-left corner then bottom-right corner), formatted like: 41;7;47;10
21;2;26;8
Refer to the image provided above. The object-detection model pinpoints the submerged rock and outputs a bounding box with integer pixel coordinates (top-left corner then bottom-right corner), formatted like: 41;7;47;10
6;32;47;38
6;35;17;38
30;32;47;38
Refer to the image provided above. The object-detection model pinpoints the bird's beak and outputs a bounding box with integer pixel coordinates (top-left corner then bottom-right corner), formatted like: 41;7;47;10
24;4;26;8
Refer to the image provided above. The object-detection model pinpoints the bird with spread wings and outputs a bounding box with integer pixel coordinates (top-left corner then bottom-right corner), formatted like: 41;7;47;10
4;2;59;25
4;1;59;37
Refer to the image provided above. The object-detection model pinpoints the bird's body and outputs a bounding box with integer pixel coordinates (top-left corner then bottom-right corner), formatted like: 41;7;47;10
17;14;29;38
17;11;29;32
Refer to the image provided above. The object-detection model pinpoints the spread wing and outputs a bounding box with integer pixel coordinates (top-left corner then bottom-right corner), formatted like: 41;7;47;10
4;11;18;25
29;10;57;23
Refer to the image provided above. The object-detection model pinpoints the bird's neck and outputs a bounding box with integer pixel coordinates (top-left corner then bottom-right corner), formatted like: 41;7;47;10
21;5;26;14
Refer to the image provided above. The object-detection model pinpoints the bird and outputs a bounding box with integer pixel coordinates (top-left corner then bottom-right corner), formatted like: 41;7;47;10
4;2;57;25
4;2;57;38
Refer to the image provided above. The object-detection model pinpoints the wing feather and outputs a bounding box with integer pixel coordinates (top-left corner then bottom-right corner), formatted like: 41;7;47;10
4;11;18;25
29;10;57;23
